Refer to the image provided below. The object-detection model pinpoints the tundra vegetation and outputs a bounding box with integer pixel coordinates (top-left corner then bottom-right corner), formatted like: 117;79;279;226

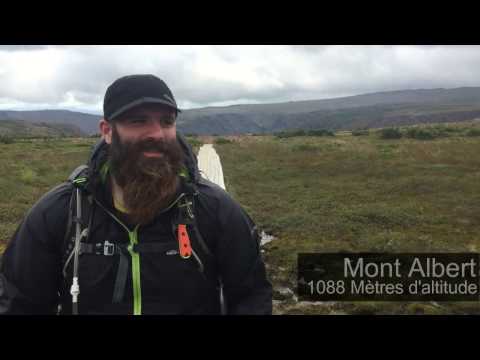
1;121;480;314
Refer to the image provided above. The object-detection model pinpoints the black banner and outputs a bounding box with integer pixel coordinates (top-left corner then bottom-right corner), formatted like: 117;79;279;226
298;253;480;301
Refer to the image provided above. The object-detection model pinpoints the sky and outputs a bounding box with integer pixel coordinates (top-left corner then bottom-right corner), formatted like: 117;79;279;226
1;45;480;114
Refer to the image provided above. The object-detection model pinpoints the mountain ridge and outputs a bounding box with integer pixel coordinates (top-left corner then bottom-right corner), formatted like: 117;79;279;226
2;87;480;135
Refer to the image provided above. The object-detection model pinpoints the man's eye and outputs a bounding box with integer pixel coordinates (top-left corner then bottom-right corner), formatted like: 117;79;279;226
161;117;175;126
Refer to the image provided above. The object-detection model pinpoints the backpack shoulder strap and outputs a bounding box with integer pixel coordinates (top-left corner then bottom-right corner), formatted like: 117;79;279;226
178;187;226;314
68;164;89;183
177;187;213;257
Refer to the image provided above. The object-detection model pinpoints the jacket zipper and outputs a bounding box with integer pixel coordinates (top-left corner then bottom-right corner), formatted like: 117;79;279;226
93;194;186;315
127;226;141;315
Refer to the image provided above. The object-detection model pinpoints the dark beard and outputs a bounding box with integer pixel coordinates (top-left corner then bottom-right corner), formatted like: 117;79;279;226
108;127;185;225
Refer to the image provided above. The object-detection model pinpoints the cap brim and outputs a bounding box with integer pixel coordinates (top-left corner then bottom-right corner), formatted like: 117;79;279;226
108;97;182;120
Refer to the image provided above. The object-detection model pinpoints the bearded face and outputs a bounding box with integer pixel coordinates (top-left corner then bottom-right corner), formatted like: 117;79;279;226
108;125;185;225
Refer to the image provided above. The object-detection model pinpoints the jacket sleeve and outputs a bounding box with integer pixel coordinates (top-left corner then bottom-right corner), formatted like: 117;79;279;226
212;191;273;315
0;183;72;315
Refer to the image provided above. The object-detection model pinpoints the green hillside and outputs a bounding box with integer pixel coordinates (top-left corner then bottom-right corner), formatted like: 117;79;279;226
0;119;85;138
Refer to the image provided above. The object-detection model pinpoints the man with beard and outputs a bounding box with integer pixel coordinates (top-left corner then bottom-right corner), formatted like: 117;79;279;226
0;74;273;315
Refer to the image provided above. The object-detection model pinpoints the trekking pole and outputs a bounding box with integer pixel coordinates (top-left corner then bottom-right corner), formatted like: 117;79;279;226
219;279;227;315
70;188;82;314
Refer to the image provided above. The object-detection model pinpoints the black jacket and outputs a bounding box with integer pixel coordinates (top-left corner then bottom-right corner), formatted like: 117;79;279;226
0;134;272;315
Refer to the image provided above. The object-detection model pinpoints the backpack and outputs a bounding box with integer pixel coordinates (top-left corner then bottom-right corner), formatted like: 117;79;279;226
60;164;226;314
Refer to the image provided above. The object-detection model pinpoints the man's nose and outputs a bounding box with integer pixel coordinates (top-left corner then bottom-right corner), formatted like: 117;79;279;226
145;119;167;140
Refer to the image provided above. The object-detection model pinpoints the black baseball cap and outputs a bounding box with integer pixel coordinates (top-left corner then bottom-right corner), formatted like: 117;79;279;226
103;74;182;121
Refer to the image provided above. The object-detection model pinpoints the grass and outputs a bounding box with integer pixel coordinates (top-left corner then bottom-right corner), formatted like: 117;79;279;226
0;138;98;244
214;125;480;314
1;130;480;315
214;137;233;145
185;136;204;153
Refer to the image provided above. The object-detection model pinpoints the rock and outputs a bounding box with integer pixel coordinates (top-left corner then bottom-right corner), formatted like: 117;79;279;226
273;286;296;301
260;231;275;246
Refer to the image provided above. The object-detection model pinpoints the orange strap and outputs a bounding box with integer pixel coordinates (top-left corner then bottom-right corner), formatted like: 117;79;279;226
178;224;192;259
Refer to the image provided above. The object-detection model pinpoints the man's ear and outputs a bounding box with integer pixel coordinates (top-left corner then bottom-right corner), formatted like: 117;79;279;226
99;119;112;144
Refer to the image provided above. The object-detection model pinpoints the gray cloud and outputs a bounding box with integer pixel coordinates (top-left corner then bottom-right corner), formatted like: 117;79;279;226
0;45;480;112
0;45;50;52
